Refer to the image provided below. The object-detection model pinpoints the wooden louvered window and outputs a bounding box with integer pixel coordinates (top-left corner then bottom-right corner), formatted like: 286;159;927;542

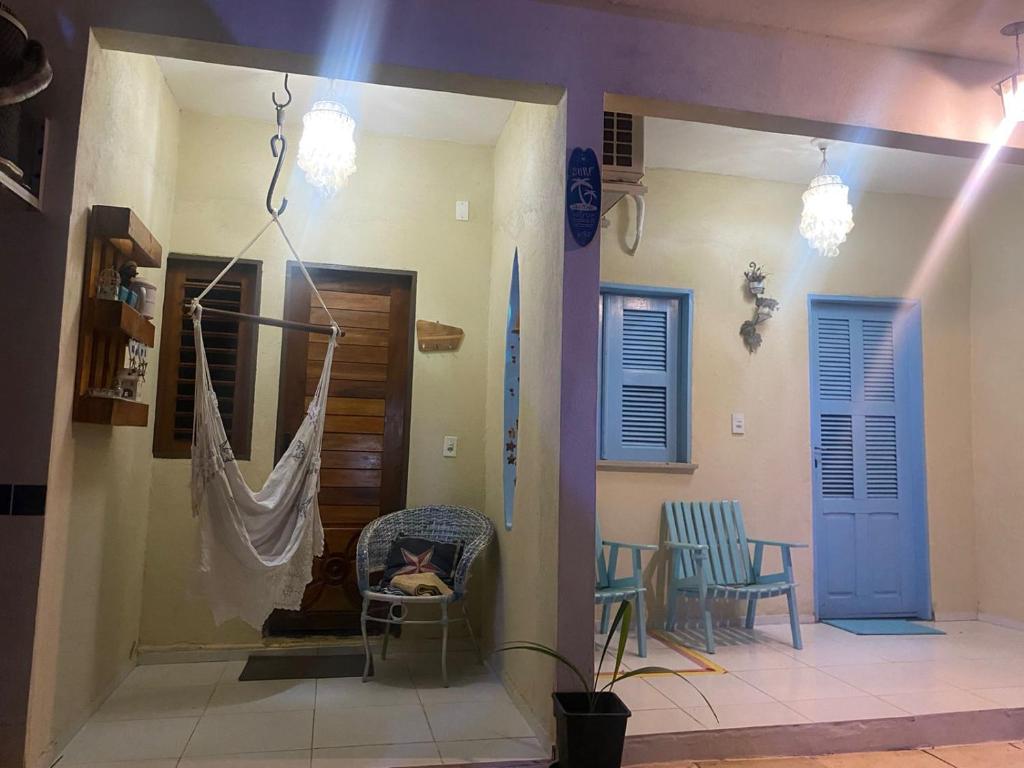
153;256;260;459
599;286;692;463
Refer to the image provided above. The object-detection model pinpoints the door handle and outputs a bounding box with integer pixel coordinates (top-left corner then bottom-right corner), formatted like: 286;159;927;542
812;446;821;469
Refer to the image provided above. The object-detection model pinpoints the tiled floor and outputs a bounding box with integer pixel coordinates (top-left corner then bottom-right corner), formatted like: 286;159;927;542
599;620;1024;736
59;640;548;767
635;741;1024;767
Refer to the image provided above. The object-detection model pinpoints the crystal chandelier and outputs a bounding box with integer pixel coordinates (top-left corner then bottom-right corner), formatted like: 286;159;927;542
994;22;1024;122
799;142;854;259
297;91;357;197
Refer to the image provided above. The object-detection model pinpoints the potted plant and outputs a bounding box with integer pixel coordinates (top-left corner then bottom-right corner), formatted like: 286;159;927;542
744;261;768;295
495;601;715;768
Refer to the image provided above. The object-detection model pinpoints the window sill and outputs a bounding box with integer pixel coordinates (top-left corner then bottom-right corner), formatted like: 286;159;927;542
597;460;699;474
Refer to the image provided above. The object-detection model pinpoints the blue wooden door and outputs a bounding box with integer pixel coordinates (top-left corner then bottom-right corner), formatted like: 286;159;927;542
809;298;930;619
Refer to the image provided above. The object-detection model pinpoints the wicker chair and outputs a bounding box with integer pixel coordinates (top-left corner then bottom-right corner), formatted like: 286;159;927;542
357;505;494;687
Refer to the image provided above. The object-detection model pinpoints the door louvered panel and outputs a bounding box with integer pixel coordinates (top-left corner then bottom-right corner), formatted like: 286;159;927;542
865;415;898;498
862;320;896;401
621;385;668;447
817;318;853;400
601;294;679;462
820;414;855;498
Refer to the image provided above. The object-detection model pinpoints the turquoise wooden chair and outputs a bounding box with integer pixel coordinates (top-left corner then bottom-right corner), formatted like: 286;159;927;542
663;500;806;653
595;519;657;657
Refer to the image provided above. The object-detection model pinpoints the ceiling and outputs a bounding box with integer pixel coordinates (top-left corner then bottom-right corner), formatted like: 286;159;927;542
156;58;516;146
543;0;1023;66
645;117;1024;198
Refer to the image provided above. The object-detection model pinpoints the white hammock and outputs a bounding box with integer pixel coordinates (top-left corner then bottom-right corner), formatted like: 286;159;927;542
190;215;340;628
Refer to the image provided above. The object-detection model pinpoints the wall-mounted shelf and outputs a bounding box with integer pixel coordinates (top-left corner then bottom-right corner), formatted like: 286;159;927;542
73;206;163;427
91;298;156;346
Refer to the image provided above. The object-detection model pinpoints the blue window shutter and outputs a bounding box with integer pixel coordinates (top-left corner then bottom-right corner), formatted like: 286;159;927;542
602;294;679;461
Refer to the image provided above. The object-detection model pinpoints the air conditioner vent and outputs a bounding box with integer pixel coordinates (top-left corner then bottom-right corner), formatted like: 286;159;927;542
602;111;644;185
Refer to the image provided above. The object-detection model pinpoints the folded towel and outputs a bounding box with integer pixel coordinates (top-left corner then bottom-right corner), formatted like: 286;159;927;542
390;572;453;597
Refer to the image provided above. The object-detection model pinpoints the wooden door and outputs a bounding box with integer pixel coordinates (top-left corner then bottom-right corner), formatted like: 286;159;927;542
266;264;415;635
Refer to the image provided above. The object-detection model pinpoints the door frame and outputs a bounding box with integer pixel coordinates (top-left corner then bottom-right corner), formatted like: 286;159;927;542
806;294;932;620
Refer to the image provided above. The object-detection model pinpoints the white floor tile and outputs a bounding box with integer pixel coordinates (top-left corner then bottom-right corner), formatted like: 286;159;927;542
625;708;705;736
61;717;199;764
735;667;866;701
179;750;312;767
122;662;228;688
313;704;432;748
818;662;957;695
437;737;548;764
704;644;808;671
220;660;249;683
184;711;314;756
930;659;1024;690
976;687;1024;707
776;641;887;666
316;676;420;709
879;688;1006;715
687;673;776;707
94;684;214;720
424;700;535;742
784;696;907;723
313;742;441;767
206;680;317;714
686;701;809;729
415;674;512;705
645;673;717;708
606;676;677;710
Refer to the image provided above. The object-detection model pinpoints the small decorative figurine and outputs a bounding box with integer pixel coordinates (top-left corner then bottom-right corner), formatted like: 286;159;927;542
740;262;780;352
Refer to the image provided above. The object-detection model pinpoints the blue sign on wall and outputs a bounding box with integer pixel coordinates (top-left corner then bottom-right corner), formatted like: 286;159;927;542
567;147;601;247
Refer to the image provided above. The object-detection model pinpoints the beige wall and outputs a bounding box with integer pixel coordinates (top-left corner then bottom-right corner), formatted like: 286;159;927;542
598;167;977;623
138;111;496;647
969;176;1024;626
480;101;566;733
27;44;179;766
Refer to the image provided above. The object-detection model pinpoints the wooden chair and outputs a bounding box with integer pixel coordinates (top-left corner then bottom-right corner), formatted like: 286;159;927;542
663;500;806;653
595;518;657;657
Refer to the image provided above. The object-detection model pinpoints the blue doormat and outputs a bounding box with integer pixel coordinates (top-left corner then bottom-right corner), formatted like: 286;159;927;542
824;619;945;636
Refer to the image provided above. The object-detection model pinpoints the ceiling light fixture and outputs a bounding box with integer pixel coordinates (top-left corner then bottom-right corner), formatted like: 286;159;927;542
994;22;1024;122
799;140;854;259
297;85;357;197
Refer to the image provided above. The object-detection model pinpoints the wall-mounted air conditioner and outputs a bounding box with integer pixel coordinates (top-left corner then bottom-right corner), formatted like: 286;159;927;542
601;111;647;254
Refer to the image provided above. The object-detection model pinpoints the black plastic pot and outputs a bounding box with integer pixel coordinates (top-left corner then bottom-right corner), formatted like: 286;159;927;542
552;691;631;768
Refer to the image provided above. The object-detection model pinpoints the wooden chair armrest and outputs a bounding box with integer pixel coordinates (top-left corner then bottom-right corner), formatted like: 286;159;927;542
603;540;658;552
748;538;808;549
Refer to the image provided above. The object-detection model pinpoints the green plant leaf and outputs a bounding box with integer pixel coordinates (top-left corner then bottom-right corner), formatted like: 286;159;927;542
493;643;594;697
597;600;628;680
601;667;718;723
611;601;632;685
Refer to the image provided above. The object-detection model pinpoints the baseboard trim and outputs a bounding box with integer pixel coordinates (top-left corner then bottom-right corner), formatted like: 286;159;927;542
979;613;1024;631
622;708;1024;765
933;611;979;622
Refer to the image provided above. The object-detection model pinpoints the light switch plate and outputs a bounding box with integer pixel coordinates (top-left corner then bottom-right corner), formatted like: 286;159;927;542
443;435;458;457
731;413;746;435
455;200;470;221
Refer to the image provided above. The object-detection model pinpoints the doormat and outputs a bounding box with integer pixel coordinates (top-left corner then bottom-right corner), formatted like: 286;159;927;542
238;652;372;681
824;619;945;636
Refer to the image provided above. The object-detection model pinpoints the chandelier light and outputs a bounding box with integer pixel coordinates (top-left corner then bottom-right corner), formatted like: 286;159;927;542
297;90;357;197
799;141;854;259
994;22;1024;122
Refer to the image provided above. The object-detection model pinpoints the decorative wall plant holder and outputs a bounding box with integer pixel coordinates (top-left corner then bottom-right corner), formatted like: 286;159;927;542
739;262;779;353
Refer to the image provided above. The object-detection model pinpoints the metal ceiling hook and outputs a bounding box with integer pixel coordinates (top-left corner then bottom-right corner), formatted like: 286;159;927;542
266;74;292;216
